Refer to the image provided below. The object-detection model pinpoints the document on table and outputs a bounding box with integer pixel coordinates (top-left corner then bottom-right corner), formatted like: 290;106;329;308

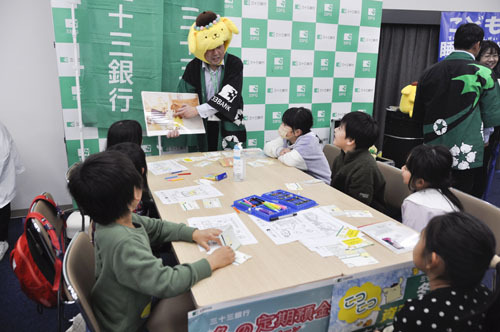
359;221;419;254
188;213;258;253
299;233;377;267
249;207;355;245
154;184;223;205
147;160;187;175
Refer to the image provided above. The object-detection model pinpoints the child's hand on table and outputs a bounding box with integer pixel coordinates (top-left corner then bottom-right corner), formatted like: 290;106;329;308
193;228;235;270
192;228;222;250
207;246;235;271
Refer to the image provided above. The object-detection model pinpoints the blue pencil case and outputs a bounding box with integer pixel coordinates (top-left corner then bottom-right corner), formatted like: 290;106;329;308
261;189;317;211
232;195;298;221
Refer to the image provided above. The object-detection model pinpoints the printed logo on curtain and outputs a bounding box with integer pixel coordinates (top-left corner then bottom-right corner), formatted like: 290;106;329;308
439;12;500;61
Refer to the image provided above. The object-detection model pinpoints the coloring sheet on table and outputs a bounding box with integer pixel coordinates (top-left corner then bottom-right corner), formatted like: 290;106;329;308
249;207;353;245
188;213;258;247
154;184;223;205
147;160;187;175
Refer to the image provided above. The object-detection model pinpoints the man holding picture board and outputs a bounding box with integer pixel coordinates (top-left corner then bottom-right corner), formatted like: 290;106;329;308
175;11;246;152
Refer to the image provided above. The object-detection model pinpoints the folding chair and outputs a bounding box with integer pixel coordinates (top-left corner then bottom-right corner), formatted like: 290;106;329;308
63;232;100;332
451;188;500;254
376;161;411;221
323;144;341;170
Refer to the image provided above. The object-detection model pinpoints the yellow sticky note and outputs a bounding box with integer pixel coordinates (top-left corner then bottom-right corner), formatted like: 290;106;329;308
345;229;360;238
343;237;363;247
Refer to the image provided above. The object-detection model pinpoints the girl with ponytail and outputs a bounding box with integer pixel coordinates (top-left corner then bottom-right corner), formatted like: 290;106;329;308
400;144;462;232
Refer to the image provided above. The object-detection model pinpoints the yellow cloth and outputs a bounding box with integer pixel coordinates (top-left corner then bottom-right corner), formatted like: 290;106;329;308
399;84;417;117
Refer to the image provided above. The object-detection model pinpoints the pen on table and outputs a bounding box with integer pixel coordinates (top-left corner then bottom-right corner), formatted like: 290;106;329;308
178;172;191;176
269;213;297;221
171;170;182;174
165;175;178;179
257;208;272;215
232;206;241;214
243;199;255;207
239;201;252;208
336;226;344;237
168;177;184;182
262;202;280;212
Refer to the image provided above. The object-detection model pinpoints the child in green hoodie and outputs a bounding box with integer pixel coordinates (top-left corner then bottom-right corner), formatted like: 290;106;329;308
67;150;234;332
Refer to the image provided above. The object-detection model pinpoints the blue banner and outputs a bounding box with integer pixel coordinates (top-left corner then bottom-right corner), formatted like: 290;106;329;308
439;12;500;61
188;279;335;332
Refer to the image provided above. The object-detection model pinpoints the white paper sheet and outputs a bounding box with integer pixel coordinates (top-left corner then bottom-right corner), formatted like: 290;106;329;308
249;207;354;245
299;230;373;257
233;251;252;265
340;249;379;267
203;198;222;208
147;160;188;175
188;213;258;253
154;184;223;205
360;221;420;254
344;210;374;218
285;182;303;191
180;201;200;211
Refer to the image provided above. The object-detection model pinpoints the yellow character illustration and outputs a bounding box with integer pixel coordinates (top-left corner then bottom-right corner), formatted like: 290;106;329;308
382;277;404;303
338;282;381;324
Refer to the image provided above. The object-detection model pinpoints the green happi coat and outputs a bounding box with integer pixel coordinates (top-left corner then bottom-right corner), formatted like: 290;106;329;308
413;51;500;170
176;53;246;151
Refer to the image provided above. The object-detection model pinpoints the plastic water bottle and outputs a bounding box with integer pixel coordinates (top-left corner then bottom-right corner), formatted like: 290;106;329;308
233;143;245;182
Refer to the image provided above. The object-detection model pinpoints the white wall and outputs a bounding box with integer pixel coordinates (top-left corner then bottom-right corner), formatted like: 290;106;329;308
383;0;500;12
0;0;72;210
1;0;500;211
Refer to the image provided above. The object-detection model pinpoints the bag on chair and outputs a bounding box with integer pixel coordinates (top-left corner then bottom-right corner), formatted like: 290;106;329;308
9;194;68;308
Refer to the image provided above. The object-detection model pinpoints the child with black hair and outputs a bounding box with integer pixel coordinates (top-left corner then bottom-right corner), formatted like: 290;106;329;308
106;119;143;148
107;119;179;150
107;142;159;218
401;145;462;232
330;111;386;211
392;212;500;332
67;150;234;332
264;107;331;184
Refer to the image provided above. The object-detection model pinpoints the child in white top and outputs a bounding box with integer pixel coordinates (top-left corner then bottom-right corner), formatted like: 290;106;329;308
264;107;331;184
401;145;462;232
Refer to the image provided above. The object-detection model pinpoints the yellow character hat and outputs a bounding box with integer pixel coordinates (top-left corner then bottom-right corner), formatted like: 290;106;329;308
188;14;239;64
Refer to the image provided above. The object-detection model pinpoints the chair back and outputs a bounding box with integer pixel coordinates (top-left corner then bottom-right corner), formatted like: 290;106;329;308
31;192;65;239
323;144;341;170
63;232;100;332
30;192;72;300
451;189;500;254
376;161;411;218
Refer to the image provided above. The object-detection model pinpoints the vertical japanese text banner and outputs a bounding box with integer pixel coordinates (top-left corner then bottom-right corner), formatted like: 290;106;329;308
77;0;164;128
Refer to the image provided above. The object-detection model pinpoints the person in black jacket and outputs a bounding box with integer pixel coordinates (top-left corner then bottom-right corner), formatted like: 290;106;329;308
175;11;246;151
330;111;386;212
